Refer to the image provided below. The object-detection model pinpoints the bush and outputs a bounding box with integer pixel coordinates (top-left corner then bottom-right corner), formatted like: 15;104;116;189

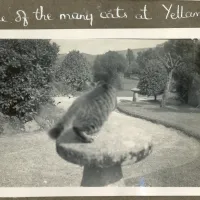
0;39;59;122
58;50;92;94
137;59;168;100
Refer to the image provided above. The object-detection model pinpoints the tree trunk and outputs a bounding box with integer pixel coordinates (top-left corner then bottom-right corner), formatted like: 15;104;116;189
119;72;124;90
154;95;157;101
160;69;173;108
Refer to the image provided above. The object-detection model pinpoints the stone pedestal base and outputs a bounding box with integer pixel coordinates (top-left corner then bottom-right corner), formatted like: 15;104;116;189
132;92;139;102
131;88;140;102
81;164;125;187
55;112;152;187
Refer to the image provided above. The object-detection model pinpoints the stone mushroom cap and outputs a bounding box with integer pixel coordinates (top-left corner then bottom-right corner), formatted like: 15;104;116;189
131;88;140;92
56;113;153;168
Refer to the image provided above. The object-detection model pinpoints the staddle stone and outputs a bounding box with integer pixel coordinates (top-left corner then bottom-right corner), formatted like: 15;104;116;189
56;113;152;168
131;88;140;93
131;88;140;102
55;112;152;186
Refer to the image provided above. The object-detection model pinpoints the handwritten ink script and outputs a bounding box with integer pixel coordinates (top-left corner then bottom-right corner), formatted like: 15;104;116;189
162;4;200;19
0;4;199;27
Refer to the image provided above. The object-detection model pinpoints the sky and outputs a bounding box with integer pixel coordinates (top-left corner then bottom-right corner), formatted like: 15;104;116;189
51;39;167;55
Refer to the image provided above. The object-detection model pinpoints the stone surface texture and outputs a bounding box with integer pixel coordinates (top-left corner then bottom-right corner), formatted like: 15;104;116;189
56;112;153;168
131;88;140;92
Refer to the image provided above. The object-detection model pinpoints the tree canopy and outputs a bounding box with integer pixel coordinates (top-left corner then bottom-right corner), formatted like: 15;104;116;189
60;50;92;93
136;39;199;106
92;51;128;89
137;59;167;100
126;49;135;66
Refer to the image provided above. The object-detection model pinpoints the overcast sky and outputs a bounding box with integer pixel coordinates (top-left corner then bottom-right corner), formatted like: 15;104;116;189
51;39;167;55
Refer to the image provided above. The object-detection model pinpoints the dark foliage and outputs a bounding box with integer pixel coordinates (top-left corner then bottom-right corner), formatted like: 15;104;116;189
137;59;167;100
59;50;92;93
0;39;59;122
92;51;128;89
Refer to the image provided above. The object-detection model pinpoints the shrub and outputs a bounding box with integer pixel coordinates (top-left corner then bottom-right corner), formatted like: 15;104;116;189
58;50;92;94
0;39;59;122
137;59;168;100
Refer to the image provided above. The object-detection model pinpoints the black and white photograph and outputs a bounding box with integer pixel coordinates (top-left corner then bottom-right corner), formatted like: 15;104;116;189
0;38;200;189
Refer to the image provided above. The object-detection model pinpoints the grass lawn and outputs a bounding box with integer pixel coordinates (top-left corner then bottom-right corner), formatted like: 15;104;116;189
118;100;200;140
117;77;139;97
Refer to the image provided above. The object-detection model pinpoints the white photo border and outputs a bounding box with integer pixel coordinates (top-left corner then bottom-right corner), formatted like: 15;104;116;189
0;187;200;197
0;28;199;39
0;28;200;197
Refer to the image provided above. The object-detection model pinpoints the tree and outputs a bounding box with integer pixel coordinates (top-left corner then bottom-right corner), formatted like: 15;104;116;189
126;49;135;67
92;51;128;89
194;39;200;75
156;39;196;106
157;52;183;107
125;60;140;78
136;48;157;70
60;50;92;93
174;62;195;102
137;59;167;101
137;39;199;106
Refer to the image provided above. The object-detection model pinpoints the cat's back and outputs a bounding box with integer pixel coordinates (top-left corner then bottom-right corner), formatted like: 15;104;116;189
75;83;117;122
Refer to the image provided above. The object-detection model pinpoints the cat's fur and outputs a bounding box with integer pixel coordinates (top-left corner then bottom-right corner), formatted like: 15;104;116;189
48;74;118;143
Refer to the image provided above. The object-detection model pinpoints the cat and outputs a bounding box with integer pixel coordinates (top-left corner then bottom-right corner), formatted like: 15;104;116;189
48;72;119;143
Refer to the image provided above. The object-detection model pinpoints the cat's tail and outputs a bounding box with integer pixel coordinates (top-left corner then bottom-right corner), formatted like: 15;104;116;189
48;121;64;140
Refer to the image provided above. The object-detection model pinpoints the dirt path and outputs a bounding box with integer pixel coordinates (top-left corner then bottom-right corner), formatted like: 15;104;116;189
0;97;200;187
